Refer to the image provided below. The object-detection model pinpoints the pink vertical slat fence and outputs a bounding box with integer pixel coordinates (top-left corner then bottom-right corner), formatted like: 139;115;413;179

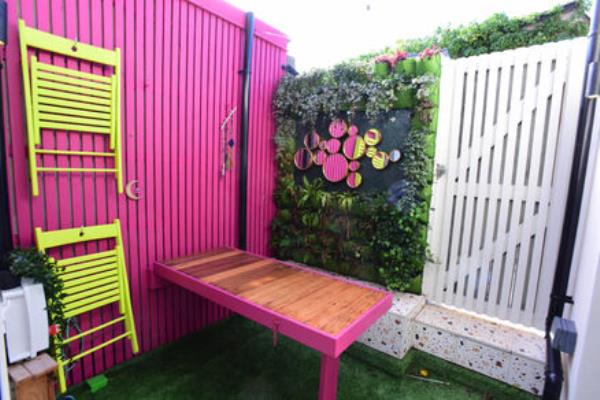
2;0;287;386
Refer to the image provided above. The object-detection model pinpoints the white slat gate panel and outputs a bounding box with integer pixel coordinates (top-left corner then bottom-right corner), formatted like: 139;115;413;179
423;38;587;329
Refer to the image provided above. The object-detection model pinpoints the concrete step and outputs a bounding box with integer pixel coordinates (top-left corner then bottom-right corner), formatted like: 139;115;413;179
359;296;545;395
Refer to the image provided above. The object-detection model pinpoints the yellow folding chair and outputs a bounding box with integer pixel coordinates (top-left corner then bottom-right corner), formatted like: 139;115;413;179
35;219;139;393
19;19;123;196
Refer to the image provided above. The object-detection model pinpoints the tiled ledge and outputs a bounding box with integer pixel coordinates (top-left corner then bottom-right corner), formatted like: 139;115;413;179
415;304;545;363
358;295;545;396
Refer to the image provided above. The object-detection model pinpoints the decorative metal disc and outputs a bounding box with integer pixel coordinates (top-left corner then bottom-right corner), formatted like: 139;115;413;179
304;132;320;149
294;148;313;170
342;136;366;160
346;172;363;189
348;124;359;136
313;150;327;166
366;146;377;158
328;119;348;138
372;150;390;170
325;138;341;153
364;128;382;146
322;153;348;183
389;149;402;162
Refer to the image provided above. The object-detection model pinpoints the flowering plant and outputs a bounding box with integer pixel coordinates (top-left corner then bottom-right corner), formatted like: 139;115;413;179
394;50;408;61
419;44;440;59
49;324;61;337
374;50;408;67
374;54;395;66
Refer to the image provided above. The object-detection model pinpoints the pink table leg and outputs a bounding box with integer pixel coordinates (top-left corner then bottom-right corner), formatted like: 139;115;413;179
318;353;340;400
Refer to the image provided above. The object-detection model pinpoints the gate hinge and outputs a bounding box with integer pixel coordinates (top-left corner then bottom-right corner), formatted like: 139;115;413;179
435;163;446;179
551;293;574;304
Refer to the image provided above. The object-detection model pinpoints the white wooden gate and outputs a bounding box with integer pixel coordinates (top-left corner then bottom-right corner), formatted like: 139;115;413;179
422;38;587;329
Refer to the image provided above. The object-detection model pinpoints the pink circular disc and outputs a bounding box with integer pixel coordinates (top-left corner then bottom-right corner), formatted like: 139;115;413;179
348;125;359;136
313;150;327;166
325;138;341;153
328;119;348;138
323;153;348;183
349;160;360;171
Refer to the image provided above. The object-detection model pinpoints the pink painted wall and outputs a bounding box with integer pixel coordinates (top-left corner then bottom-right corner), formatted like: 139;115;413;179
2;0;286;386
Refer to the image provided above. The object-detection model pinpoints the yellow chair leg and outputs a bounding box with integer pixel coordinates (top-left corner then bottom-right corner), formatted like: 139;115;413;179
121;286;139;353
57;360;67;394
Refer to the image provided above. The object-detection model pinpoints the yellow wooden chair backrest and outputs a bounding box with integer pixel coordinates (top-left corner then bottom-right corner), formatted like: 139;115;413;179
35;219;138;393
19;19;123;196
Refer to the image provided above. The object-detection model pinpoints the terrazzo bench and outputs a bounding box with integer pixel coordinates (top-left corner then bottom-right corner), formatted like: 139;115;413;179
154;248;393;400
358;295;546;395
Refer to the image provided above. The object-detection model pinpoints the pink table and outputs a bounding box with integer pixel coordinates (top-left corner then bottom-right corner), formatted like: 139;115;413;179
154;248;393;399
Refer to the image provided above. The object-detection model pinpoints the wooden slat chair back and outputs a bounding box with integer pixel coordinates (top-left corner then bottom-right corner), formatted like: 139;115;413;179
19;19;123;196
35;220;139;393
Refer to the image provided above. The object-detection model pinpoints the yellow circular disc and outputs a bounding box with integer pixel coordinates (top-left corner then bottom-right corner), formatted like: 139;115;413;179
372;150;390;170
364;128;382;146
366;146;377;158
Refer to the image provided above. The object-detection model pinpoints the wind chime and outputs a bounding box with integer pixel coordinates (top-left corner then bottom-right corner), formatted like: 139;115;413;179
220;107;237;176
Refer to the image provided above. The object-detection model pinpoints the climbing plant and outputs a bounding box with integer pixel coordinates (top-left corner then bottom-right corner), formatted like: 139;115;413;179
271;53;441;291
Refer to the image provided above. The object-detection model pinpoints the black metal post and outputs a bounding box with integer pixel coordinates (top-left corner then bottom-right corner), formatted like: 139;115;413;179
542;1;600;398
238;12;254;250
0;61;13;262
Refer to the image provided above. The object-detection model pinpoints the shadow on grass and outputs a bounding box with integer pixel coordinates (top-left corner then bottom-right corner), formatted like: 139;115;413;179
68;316;536;400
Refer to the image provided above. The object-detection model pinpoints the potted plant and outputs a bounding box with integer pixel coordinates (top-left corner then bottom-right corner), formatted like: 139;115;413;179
373;54;393;78
417;44;442;75
393;50;416;77
5;248;66;342
395;82;415;108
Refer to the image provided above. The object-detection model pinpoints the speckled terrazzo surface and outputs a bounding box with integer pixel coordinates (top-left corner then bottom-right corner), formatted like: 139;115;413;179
415;304;545;362
359;297;545;395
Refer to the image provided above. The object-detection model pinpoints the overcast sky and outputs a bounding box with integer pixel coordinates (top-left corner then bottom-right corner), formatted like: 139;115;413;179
227;0;570;71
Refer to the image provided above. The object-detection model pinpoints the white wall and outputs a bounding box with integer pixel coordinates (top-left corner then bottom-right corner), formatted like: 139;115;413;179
563;102;600;400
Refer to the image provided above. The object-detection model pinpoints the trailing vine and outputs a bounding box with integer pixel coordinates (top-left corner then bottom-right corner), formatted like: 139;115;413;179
5;248;66;337
271;56;441;291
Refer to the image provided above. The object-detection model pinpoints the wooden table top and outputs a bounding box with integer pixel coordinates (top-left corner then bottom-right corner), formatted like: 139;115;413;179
159;248;389;336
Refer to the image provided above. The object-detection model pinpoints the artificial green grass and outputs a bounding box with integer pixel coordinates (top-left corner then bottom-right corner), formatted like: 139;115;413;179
67;317;536;400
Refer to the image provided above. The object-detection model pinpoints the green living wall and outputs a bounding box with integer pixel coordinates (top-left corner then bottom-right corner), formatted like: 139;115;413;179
271;53;442;292
355;1;589;61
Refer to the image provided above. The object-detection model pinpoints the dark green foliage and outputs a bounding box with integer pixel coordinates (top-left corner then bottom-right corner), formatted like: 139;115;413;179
272;61;440;291
5;248;66;329
274;62;407;125
356;1;589;60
